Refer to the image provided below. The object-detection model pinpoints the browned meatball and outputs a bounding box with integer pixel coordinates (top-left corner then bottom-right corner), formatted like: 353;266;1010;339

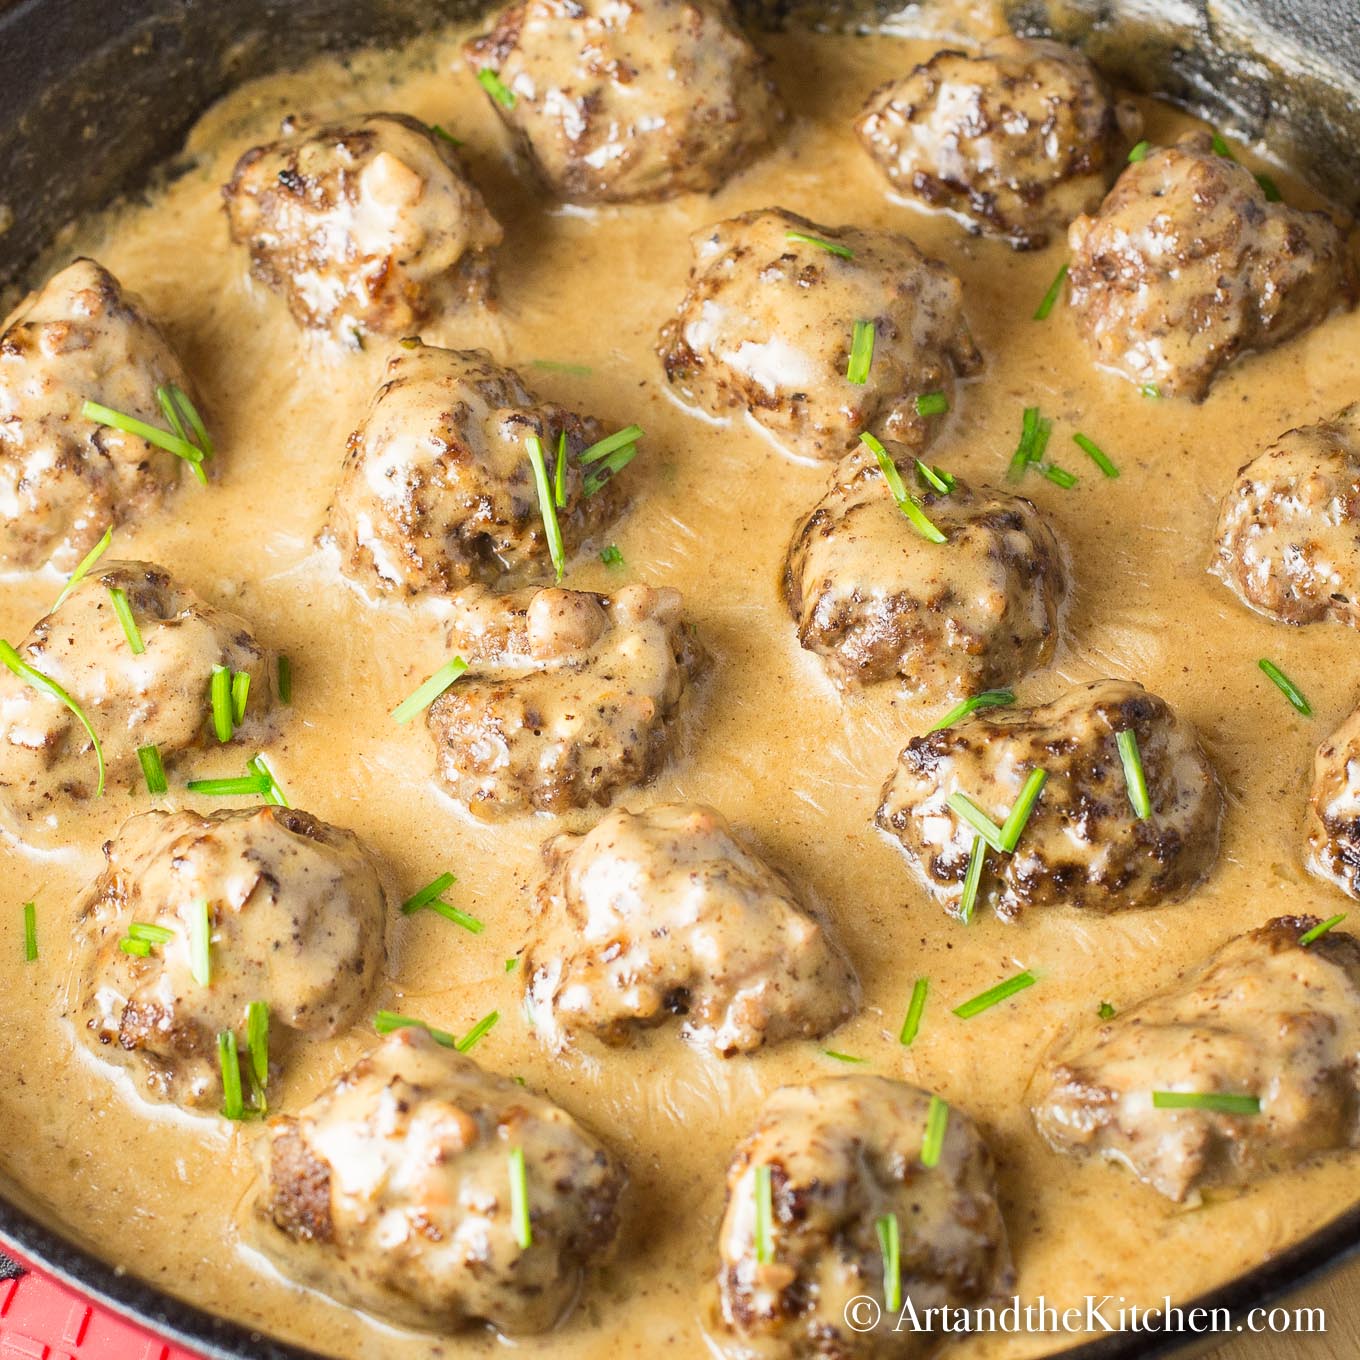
856;37;1141;249
464;0;782;203
715;1077;1012;1359
0;259;200;571
784;443;1063;697
1030;916;1360;1201
250;1027;625;1335
875;679;1222;920
524;803;858;1055
427;584;704;817
657;207;981;461
324;343;625;596
1212;403;1360;627
1306;703;1360;898
1067;131;1355;400
223;113;502;342
0;561;279;823
71;806;386;1110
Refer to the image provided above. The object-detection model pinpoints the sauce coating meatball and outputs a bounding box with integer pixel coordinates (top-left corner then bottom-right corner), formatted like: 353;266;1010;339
427;583;704;817
0;561;278;823
72;805;386;1109
1030;916;1360;1201
856;37;1141;249
1305;702;1360;899
875;678;1222;920
657;208;981;461
1212;403;1360;627
223;113;502;341
784;443;1063;696
524;802;857;1054
1067;131;1355;400
251;1027;625;1335
714;1076;1012;1359
464;0;782;203
0;259;199;570
324;343;625;595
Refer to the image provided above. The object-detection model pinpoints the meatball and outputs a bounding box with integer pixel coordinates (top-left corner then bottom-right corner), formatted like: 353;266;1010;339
784;443;1063;696
855;38;1141;250
875;678;1222;920
427;583;704;817
1030;916;1360;1201
1212;403;1360;628
657;207;981;462
464;0;782;203
324;343;626;595
250;1027;625;1335
72;805;386;1110
715;1077;1012;1359
1067;131;1355;400
0;259;199;571
1304;702;1360;898
0;561;278;820
222;113;502;341
524;803;858;1055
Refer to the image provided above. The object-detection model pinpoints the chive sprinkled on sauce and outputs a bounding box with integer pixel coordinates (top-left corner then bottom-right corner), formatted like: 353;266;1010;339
1255;172;1283;202
821;1049;867;1064
580;425;644;466
106;587;144;655
1152;1090;1260;1115
1127;140;1151;162
249;754;290;807
477;67;516;107
83;399;206;479
374;1010;458;1047
846;320;875;386
553;430;568;510
231;671;251;726
999;768;1048;851
785;230;853;259
899;977;928;1046
753;1163;774;1264
429;123;463;146
0;641;105;797
920;1094;949;1168
391;656;469;724
53;526;112;611
1073;433;1119;478
930;689;1014;732
526;434;565;582
210;665;234;743
1006;406;1046;481
456;1010;500;1053
186;771;272;797
247;1000;270;1110
600;544;624;567
530;359;593;376
1097;1001;1116;1020
137;743;168;795
505;957;519;972
218;1030;245;1121
509;1146;532;1249
1033;262;1068;321
584;445;638;497
188;900;212;986
1210;131;1234;159
22;902;36;963
1040;463;1077;489
958;834;986;924
914;459;951;494
129;921;174;944
1258;659;1311;715
1140;383;1161;399
402;872;458;915
277;654;293;704
401;873;484;935
946;792;1007;855
953;969;1037;1019
860;433;947;544
914;391;949;417
1300;914;1347;946
119;937;151;957
876;1212;902;1312
1116;728;1151;819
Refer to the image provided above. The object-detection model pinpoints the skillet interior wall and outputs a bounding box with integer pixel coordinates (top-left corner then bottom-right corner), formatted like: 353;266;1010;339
0;0;1359;299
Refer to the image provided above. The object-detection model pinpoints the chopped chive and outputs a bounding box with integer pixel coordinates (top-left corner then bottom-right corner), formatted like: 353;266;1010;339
1255;172;1282;202
477;66;516;107
920;1094;949;1168
277;655;292;704
508;1145;532;1248
374;1010;458;1047
753;1163;774;1264
1128;140;1151;162
914;460;951;495
821;1049;867;1064
1033;262;1068;321
128;921;174;944
119;937;152;957
1152;1090;1260;1115
167;385;213;459
876;1212;901;1313
1039;462;1077;489
456;1010;500;1053
231;671;251;726
530;359;592;376
425;899;487;935
860;433;946;544
53;526;113;611
0;640;105;797
1073;433;1119;478
929;689;1014;732
600;544;624;567
1140;383;1161;399
553;430;568;509
525;434;565;583
785;229;853;259
210;665;234;743
402;873;458;915
945;792;1007;854
188;900;212;986
1258;659;1311;716
505;957;518;972
107;587;145;655
391;656;469;724
583;442;637;497
1210;131;1234;159
429;123;463;146
401;876;485;935
1116;728;1151;819
185;772;272;797
580;425;644;467
1097;1001;1116;1020
156;386;207;486
953;969;1037;1019
1006;406;1041;481
958;834;986;924
137;743;168;795
218;1030;244;1120
999;768;1048;851
22;902;36;962
247;1000;269;1106
249;754;290;808
846;320;875;385
899;977;928;1046
914;391;949;417
82;399;204;470
1300;913;1347;946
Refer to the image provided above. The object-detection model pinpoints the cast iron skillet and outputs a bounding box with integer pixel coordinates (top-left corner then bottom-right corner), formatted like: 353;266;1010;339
1;0;1358;1355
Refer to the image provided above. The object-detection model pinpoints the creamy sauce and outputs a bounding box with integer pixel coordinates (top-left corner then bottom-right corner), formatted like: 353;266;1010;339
3;19;1360;1360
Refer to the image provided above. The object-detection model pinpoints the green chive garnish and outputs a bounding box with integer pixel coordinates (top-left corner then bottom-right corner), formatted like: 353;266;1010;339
753;1163;773;1264
374;1010;458;1047
1300;914;1346;946
166;385;213;459
914;460;951;493
929;689;1014;732
847;320;875;385
953;969;1037;1018
945;792;1007;854
1073;433;1119;478
509;1146;532;1248
785;230;853;259
82;399;205;473
277;655;292;704
218;1030;244;1120
1152;1091;1260;1115
600;544;624;567
1140;383;1161;399
0;640;105;797
553;430;568;509
22;902;36;962
185;772;272;797
402;872;457;915
119;937;152;957
137;744;168;795
105;587;145;655
1006;406;1051;481
999;768;1048;851
156;386;208;486
247;1000;269;1108
391;656;468;723
210;665;234;743
899;977;928;1046
1098;1001;1116;1020
1033;262;1068;321
920;1094;949;1167
1116;729;1151;819
231;671;251;726
1258;659;1311;716
1040;463;1077;489
583;442;637;497
477;67;516;107
53;526;112;611
128;921;174;944
1128;140;1151;162
958;834;986;924
401;873;484;934
1210;131;1234;159
505;957;519;972
249;754;290;808
429;123;463;146
530;359;592;376
876;1212;901;1313
188;900;212;986
580;425;644;467
914;391;949;417
456;1010;500;1053
526;434;565;582
860;433;946;544
1256;173;1282;202
821;1048;867;1064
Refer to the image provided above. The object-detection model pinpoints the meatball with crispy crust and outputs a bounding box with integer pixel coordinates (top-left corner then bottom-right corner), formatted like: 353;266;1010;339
1212;403;1360;628
1305;702;1360;899
875;679;1222;920
0;561;278;823
464;0;782;203
324;343;626;596
856;37;1141;249
1030;916;1360;1201
657;208;981;461
223;113;502;341
250;1027;625;1335
0;259;201;571
1067;131;1355;399
427;583;704;817
524;803;858;1055
784;442;1063;697
71;805;386;1110
714;1077;1012;1359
